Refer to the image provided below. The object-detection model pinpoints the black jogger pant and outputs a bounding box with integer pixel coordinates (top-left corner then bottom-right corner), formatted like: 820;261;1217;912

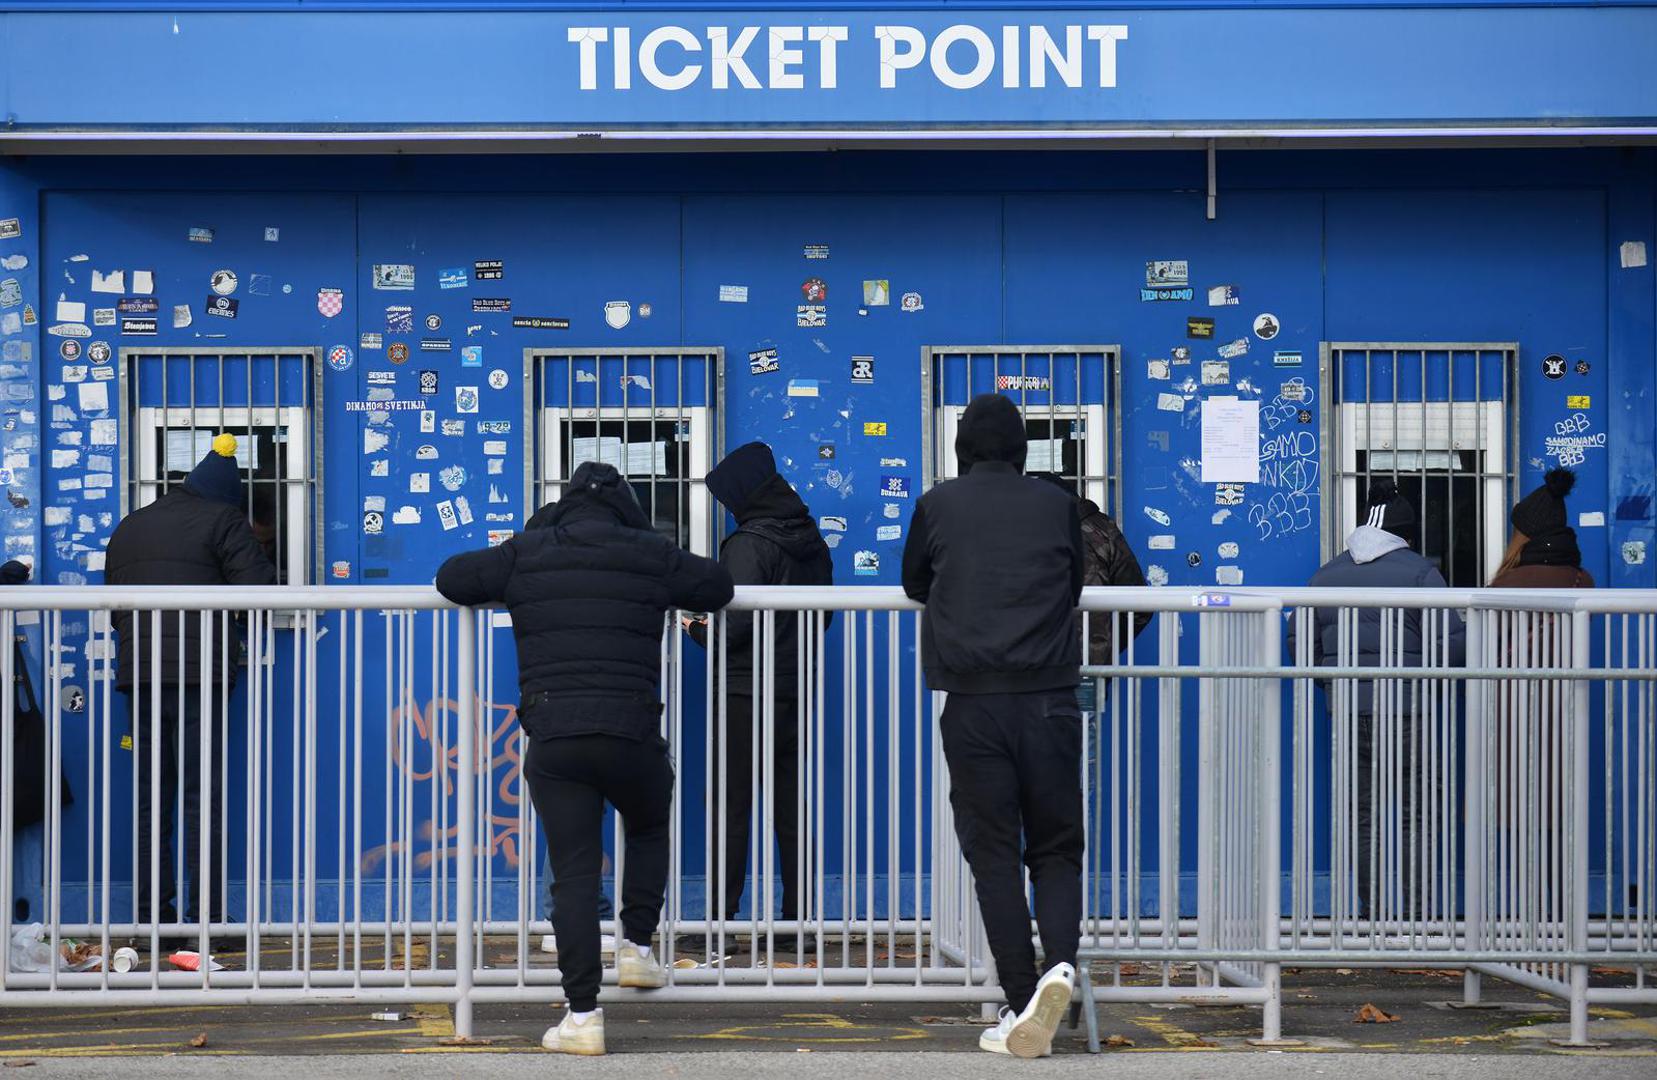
939;689;1084;1015
714;692;803;921
127;690;226;930
523;730;674;1013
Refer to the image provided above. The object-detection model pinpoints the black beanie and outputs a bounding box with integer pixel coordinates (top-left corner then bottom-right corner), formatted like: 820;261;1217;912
1364;478;1417;541
955;393;1027;472
1511;468;1575;539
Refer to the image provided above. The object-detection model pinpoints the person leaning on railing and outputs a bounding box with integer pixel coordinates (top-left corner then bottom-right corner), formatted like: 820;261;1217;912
436;461;733;1057
103;433;277;955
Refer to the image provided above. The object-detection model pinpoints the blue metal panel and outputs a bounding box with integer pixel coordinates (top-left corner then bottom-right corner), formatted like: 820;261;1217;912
3;8;1656;129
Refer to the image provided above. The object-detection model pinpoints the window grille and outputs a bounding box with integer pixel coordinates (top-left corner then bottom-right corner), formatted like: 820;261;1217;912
524;348;722;556
120;348;321;585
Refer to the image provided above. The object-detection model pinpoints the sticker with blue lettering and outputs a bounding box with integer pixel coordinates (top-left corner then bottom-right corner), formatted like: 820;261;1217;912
460;346;483;368
326;344;354;372
438;267;469;290
854;550;879;577
880;475;910;499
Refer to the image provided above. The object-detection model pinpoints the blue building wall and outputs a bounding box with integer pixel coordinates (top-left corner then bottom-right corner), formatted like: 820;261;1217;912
1;147;1654;919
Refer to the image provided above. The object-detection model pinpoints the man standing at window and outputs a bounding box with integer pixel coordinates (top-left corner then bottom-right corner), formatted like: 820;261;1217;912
438;461;733;1056
105;433;277;956
901;394;1084;1059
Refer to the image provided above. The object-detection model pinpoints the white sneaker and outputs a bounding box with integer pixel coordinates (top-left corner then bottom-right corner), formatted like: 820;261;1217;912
540;933;616;956
542;1008;605;1055
616;943;668;989
1007;962;1074;1058
980;1006;1016;1055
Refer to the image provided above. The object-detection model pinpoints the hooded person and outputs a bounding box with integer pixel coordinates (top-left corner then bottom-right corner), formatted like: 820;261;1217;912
1490;469;1593;588
1294;480;1466;919
437;461;733;1057
688;442;833;929
901;394;1085;1058
104;433;277;952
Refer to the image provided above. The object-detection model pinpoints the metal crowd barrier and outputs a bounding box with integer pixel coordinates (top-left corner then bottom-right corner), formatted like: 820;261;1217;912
0;584;1650;1048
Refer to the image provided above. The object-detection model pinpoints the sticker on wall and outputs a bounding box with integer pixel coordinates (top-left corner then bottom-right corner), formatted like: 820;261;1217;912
817;444;836;461
638;303;652;319
0;279;20;309
1623;541;1647;566
438;267;468;290
604;301;631;329
1297;409;1313;424
360;332;383;350
440;464;467;492
187;226;214;243
1273;350;1302;368
851;356;874;384
394;506;423;526
749;347;780;375
85;341;111;365
264;227;280;242
1215;483;1245;506
121;318;156;336
173;305;192;329
1575;360;1591;375
883;503;901;519
1200;361;1230;386
421;338;451;352
473;298;510;313
362;511;384;536
0;254;23;271
378;306;412;333
425;314;442;331
435;500;458;531
511;316;569;330
420;410;435;432
92;308;116;326
331;560;350;579
1541;354;1566;380
804;244;830;260
1141;286;1193;302
876;524;902;542
900;291;923;312
204;295;238;319
417;369;439;395
455;386;480;414
880;475;910;499
90;269;124;294
388;342;410;365
409;473;431;494
1252;313;1280;340
248;274;271;297
1146;260;1189;287
474;260;503;280
460;346;482;367
116;297;157;315
317;288;344;318
209;269;238;296
1143;506;1172;526
787;379;820;397
1156;392;1184;411
1567;395;1591;409
415;444;438;459
59;340;81;362
1187;317;1214;339
862;280;890;307
796;305;826;328
1208;285;1240;306
367;371;396;387
801;278;828;302
853;550;879;577
372;264;415;290
864;421;887;436
1217;338;1249;359
487;369;510;390
21;304;34;325
719;284;749;303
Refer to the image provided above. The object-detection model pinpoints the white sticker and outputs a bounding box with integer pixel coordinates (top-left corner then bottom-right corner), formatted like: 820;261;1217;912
76;383;108;414
1215;566;1244;586
131;270;154;295
436;500;458;531
876;524;902;542
1578;511;1605;528
56;299;86;323
483;440;508;456
883;503;901;519
718;284;749;303
90;270;124;294
1147;359;1171;381
90;419;117;444
487;369;510;390
364;429;389;453
1146;564;1169;587
421;410;436;433
1156;393;1185;412
363;495;386;512
1201;361;1230;386
1143;506;1171;527
1147;534;1175;550
172;305;192;329
819;516;848;532
455;495;474;525
1621;241;1649;269
410;473;430;493
392;505;422;525
370;459;389;477
1218;541;1240;559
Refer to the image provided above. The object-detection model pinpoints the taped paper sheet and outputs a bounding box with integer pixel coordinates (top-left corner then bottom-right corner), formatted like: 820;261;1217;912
1200;397;1260;484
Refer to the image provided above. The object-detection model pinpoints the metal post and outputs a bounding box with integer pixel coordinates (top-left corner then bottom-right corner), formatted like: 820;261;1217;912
453;610;476;1038
1461;606;1486;1007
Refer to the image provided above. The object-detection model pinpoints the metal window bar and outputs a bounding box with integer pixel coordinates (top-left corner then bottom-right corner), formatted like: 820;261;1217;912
118;348;323;586
523;348;723;557
920;345;1123;521
1318;342;1520;588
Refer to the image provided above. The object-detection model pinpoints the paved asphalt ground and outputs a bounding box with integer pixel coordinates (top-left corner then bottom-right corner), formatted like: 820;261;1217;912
0;965;1652;1072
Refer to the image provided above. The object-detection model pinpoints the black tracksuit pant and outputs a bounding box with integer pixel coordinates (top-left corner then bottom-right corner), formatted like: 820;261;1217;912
714;691;803;921
127;690;226;930
523;730;674;1013
940;689;1084;1014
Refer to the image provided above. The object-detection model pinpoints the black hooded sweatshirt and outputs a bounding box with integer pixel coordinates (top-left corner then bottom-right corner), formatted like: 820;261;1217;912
436;462;734;741
695;469;835;684
901;394;1084;694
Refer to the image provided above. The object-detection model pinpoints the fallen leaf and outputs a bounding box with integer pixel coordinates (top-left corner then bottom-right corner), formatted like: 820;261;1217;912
189;1033;209;1048
1354;1003;1400;1024
1103;1034;1135;1048
3;1063;37;1069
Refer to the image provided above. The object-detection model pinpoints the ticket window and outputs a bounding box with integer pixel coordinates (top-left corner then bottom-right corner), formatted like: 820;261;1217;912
124;350;318;586
1324;344;1516;588
925;347;1120;514
529;350;720;557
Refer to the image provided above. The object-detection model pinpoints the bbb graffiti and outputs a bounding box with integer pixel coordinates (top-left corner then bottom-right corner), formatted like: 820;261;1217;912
360;689;527;874
1544;412;1604;469
1246;491;1314;541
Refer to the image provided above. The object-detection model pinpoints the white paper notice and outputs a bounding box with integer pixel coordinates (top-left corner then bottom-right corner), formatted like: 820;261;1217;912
1201;397;1260;483
76;382;109;414
90;269;125;294
1621;241;1649;269
56;299;86;322
132;270;155;295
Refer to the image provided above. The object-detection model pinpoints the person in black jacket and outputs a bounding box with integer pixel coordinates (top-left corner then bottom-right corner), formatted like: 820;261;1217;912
104;433;276;948
437;462;732;1056
689;442;833;927
901;394;1083;1059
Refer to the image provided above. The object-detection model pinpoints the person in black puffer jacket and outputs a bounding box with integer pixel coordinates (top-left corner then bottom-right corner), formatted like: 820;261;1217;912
104;433;276;945
689;442;833;925
436;461;731;1055
901;394;1084;1058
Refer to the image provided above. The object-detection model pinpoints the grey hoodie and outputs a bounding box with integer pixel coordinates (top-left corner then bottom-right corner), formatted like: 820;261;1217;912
1291;526;1466;713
